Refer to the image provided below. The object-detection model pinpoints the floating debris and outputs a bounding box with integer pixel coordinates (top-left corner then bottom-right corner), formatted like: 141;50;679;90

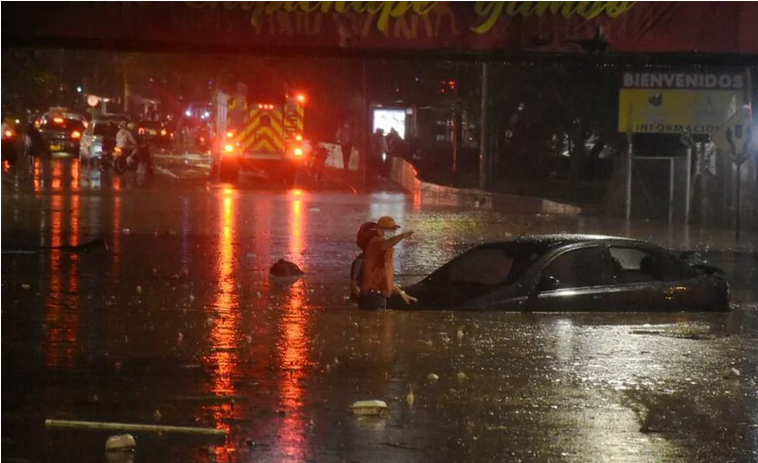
269;259;304;277
105;434;136;452
351;400;389;418
406;389;415;409
720;366;740;379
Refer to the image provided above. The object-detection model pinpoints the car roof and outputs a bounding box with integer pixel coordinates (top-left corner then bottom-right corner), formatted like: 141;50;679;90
503;234;653;248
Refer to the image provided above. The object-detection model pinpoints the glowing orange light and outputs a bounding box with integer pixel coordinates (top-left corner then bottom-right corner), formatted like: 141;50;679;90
71;130;81;139
3;130;13;138
226;131;234;138
293;147;304;157
138;127;145;135
224;144;234;153
160;128;167;136
294;134;303;141
296;94;306;104
53;117;64;124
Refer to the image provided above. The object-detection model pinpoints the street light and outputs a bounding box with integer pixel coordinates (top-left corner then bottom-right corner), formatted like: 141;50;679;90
76;86;83;93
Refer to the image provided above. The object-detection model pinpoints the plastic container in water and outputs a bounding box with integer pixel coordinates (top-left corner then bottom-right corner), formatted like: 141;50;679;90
351;400;389;418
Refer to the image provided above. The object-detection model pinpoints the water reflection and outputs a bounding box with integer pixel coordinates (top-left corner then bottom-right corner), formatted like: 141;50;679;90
206;193;242;434
272;195;312;461
44;194;81;370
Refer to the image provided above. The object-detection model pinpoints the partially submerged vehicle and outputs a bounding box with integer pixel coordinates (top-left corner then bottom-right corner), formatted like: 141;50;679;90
397;235;730;312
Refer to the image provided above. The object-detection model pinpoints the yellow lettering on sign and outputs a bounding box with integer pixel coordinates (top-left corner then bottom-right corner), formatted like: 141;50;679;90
188;1;633;34
471;2;504;34
413;1;436;15
471;1;636;33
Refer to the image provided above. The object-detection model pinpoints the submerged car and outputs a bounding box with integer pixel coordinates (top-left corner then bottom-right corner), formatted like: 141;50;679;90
397;235;730;312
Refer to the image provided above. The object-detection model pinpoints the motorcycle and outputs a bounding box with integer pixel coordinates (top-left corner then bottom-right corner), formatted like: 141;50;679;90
112;141;152;174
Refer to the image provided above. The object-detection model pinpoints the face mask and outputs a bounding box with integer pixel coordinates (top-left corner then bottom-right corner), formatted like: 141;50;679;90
383;229;397;238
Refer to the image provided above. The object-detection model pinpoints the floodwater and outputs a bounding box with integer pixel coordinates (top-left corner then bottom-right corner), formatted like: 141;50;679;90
2;159;757;463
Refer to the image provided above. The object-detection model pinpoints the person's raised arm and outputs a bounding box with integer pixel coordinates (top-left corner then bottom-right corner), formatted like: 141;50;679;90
379;231;413;251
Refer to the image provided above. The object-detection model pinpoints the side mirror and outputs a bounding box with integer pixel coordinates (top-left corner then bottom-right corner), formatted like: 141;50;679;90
535;276;561;292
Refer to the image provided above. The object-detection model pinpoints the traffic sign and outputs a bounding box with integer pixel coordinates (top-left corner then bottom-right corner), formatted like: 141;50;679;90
712;107;756;165
87;95;100;107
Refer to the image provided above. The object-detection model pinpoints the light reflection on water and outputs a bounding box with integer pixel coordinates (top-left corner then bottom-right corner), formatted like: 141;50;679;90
44;193;81;371
206;193;242;436
272;192;312;460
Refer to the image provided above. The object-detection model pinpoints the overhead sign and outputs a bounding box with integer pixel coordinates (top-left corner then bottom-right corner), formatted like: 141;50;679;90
3;2;758;54
618;71;746;134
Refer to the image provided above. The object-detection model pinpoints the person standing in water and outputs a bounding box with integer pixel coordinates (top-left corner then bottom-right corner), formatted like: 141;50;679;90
358;216;416;310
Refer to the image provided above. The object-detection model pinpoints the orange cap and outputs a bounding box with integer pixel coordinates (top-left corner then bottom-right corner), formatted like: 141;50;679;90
376;216;400;230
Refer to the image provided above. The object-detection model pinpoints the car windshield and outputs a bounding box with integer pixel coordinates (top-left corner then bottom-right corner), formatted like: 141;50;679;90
430;242;551;286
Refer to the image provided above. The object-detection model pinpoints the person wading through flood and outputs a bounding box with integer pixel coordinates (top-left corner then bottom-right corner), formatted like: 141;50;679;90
357;216;417;310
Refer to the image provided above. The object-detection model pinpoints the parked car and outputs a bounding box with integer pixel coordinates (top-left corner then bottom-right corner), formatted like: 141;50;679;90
79;119;120;164
1;120;18;164
396;234;730;312
38;113;86;155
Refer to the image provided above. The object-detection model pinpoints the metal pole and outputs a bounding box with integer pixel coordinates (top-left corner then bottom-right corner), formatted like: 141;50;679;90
362;59;369;187
479;62;489;191
452;111;461;179
625;138;633;220
58;49;65;106
736;162;742;241
685;147;692;223
684;147;692;224
669;157;675;225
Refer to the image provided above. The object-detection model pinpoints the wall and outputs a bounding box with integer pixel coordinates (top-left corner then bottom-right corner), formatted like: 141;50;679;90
390;158;582;215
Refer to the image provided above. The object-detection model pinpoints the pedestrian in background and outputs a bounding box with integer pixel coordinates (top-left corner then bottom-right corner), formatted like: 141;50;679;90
336;121;353;171
370;128;388;178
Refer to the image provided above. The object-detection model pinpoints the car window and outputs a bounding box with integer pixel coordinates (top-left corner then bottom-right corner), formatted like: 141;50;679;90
433;242;549;286
609;247;684;283
541;246;607;288
448;248;515;285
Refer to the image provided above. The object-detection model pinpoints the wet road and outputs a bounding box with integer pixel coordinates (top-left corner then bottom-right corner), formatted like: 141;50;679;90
2;159;758;463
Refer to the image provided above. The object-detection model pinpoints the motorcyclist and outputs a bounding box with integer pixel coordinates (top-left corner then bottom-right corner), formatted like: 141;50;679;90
116;121;139;166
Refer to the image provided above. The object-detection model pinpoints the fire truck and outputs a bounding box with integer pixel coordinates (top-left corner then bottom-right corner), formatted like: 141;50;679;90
213;90;309;184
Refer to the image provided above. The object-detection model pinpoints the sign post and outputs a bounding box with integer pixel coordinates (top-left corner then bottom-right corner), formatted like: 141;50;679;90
712;107;756;240
478;62;489;191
